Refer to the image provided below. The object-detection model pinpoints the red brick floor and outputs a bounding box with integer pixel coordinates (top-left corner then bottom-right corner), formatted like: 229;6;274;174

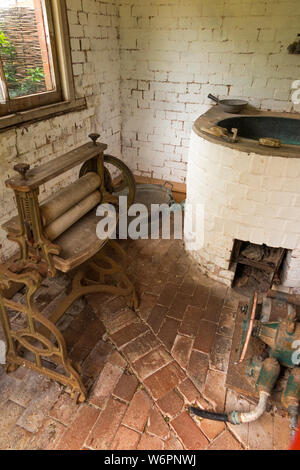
0;238;291;450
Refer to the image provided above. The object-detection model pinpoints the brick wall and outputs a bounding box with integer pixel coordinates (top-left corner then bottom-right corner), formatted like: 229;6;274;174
1;0;300;262
0;0;121;262
119;0;300;183
0;7;45;85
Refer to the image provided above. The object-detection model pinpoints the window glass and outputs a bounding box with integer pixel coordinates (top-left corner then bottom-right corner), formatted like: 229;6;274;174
0;0;56;99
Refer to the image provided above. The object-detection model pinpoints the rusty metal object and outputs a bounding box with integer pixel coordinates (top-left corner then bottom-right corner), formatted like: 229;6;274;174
200;125;238;143
267;289;300;306
259;138;282;148
0;134;138;402
238;292;258;364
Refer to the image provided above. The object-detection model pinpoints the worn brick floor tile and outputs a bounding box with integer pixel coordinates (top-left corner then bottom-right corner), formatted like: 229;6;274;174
203;370;226;413
122;331;160;363
157;283;178;307
62;306;96;350
0;425;32;450
87;398;128;450
87;295;127;324
187;350;209;391
70;317;106;363
158;317;181;351
171;412;209;450
144;362;186;401
110;321;148;348
142;279;165;296
224;292;240;311
179;277;197;296
81;340;114;381
17;381;61;433
6;371;44;408
57;404;100;450
0;375;20;407
113;373;139;403
211;284;228;299
169;293;192;320
217;309;236;338
156;389;184;418
147;305;168;334
199;419;225;441
10;366;28;381
28;418;66;450
0;400;25;435
133;346;172;380
138;293;159;321
177;378;203;405
110;425;141;450
108;351;127;370
247;411;274;450
171;334;193;369
191;286;210;309
193;320;217;354
89;361;123;408
49;392;79;426
208;430;243;450
225;390;249;448
210;334;232;373
164;431;184;450
147;407;170;439
137;433;164;450
274;414;291;450
178;306;203;338
122;390;152;432
202;295;224;323
102;308;137;334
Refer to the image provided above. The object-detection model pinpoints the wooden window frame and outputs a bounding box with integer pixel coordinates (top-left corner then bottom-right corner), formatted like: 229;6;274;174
0;0;86;132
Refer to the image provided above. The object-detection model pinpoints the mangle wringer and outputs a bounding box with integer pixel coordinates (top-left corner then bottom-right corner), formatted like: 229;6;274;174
190;290;300;439
0;133;138;403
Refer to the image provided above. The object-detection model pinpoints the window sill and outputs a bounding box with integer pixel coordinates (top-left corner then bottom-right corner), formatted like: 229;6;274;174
0;98;87;132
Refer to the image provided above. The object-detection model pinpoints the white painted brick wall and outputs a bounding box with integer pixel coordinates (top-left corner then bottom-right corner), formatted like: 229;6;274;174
185;130;300;288
0;0;121;262
119;0;300;183
1;0;300;264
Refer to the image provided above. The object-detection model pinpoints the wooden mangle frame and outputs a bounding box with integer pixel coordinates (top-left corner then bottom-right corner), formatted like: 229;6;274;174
0;134;138;403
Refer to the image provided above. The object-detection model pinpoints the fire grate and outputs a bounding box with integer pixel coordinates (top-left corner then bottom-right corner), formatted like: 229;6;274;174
230;240;287;296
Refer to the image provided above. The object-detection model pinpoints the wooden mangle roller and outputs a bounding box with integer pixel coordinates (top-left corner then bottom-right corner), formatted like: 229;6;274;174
41;172;101;240
0;133;138;403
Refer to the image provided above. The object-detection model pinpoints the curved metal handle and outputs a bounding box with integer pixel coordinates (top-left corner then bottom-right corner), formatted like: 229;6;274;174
13;163;30;180
208;94;219;103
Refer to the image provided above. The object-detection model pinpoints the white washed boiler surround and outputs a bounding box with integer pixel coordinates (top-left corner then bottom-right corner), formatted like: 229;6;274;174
185;110;300;290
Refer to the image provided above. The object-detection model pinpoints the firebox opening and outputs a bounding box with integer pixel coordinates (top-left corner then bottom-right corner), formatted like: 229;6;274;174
230;240;287;296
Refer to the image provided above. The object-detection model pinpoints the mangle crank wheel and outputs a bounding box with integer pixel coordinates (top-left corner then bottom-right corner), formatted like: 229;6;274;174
79;155;136;207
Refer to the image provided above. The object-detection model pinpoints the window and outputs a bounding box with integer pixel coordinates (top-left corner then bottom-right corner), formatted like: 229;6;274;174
0;0;85;130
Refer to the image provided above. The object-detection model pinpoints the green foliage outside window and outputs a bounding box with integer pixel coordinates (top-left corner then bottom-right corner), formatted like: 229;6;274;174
0;29;45;98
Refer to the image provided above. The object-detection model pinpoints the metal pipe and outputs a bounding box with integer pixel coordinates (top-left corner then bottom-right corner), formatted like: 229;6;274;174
229;391;269;425
189;391;269;426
